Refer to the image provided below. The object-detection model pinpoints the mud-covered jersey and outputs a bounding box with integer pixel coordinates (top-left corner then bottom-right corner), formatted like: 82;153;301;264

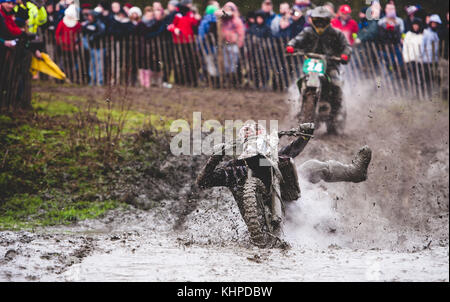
287;26;352;70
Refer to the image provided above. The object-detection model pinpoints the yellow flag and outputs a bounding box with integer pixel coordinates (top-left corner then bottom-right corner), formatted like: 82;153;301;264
30;53;66;80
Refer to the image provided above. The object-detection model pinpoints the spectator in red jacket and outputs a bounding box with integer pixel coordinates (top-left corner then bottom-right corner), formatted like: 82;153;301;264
167;0;200;44
55;4;80;81
0;0;23;48
167;0;201;86
55;4;81;51
331;4;358;45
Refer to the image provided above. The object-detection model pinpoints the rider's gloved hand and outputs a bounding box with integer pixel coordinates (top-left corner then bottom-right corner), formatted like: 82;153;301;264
299;123;315;133
340;54;349;64
286;46;295;54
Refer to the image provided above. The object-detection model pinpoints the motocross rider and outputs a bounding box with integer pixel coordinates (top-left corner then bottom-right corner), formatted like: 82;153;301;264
286;6;352;135
196;122;372;247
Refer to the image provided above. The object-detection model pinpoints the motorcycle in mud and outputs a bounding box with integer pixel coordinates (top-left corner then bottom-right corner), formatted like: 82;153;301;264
210;123;314;248
288;51;347;134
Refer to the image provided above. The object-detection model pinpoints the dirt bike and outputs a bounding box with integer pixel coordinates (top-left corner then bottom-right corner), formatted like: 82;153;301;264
216;124;314;248
287;51;346;133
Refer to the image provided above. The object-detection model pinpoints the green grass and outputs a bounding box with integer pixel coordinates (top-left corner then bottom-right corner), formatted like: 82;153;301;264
0;91;168;230
33;98;79;116
32;91;172;132
0;194;120;230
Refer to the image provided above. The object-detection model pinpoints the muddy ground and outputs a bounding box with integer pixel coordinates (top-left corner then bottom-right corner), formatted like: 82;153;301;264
1;82;448;281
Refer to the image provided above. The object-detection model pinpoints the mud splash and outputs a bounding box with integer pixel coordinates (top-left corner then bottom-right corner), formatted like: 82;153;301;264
284;81;449;253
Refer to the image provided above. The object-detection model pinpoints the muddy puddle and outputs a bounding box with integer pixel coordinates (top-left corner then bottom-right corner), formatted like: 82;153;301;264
52;233;449;282
2;172;447;282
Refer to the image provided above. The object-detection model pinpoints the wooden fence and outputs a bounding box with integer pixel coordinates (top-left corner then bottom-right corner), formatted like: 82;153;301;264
0;44;33;111
347;40;448;101
3;29;448;109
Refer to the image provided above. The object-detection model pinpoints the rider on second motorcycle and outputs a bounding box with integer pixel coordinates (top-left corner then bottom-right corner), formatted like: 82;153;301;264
286;6;352;135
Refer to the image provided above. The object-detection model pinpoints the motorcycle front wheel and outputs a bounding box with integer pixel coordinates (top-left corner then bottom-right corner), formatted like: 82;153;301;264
242;175;270;247
298;87;318;125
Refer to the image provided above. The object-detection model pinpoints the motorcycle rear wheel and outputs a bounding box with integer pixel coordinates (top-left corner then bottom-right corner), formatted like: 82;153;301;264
326;100;347;135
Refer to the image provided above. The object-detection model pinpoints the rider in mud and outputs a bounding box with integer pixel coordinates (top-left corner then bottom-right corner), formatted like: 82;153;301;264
286;6;352;135
196;122;372;247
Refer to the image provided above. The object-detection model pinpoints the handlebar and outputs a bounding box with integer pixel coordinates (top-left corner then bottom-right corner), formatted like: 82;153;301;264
278;130;314;138
279;123;315;138
286;51;342;62
212;123;315;156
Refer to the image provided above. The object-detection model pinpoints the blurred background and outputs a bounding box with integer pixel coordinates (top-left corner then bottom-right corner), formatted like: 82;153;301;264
81;0;449;18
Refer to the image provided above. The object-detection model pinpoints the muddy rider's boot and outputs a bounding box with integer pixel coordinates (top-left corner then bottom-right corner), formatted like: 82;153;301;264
329;145;372;183
301;146;372;184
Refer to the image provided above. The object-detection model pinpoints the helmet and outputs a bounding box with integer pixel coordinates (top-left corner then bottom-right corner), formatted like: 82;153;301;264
310;6;332;19
310;6;332;35
239;121;266;140
338;4;351;15
238;122;278;162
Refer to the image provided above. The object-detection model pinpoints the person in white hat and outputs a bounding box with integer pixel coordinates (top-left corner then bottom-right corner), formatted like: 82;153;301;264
128;6;142;26
404;5;419;33
422;14;442;63
62;3;79;28
421;14;442;96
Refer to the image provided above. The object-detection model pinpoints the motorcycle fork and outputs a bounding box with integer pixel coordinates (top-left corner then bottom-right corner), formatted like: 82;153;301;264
270;168;283;227
247;167;276;234
298;75;323;103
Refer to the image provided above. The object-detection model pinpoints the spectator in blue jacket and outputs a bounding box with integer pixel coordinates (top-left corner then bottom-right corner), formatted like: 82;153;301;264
289;6;305;38
198;4;218;48
422;14;441;64
421;14;442;97
197;4;219;85
260;0;276;27
271;2;291;37
248;10;272;38
272;15;291;38
82;10;105;85
357;1;381;43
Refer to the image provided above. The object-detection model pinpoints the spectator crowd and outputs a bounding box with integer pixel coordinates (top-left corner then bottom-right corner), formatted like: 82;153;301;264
1;0;449;88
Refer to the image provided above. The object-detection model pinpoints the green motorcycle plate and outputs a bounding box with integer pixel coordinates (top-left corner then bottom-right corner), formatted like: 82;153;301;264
303;58;326;75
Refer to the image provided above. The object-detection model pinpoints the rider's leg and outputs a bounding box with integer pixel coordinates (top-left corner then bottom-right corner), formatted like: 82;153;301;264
299;146;372;184
326;69;345;135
